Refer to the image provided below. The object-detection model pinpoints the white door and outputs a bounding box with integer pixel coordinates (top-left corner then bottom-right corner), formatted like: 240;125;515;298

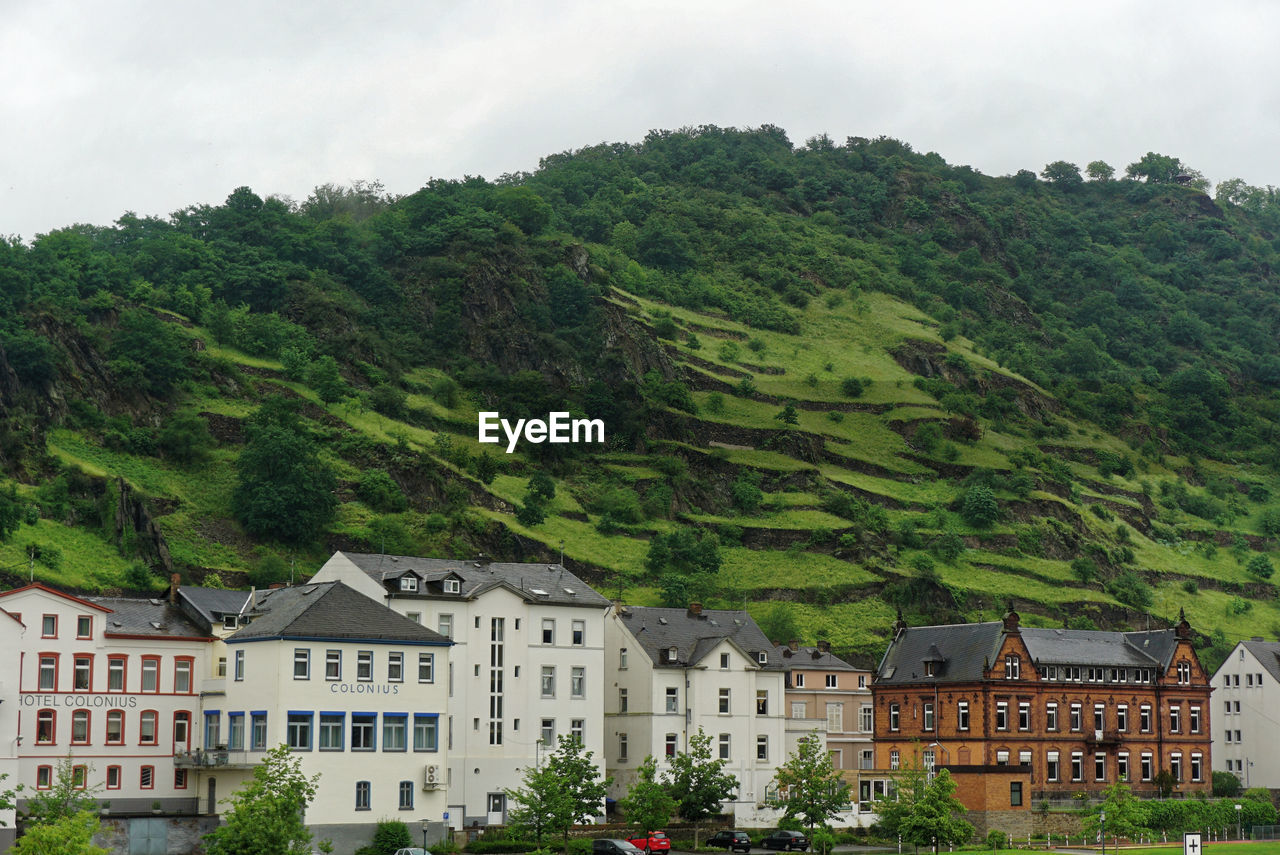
487;793;506;825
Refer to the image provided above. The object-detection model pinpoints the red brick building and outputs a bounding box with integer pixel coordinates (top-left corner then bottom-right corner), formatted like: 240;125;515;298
872;608;1212;813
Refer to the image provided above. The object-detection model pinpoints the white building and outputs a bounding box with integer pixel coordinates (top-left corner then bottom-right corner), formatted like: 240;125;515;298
605;604;787;825
310;551;612;829
1211;638;1280;789
0;604;26;852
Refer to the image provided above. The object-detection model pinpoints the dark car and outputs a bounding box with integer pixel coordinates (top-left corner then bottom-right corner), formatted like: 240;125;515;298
707;830;752;852
761;831;809;851
594;841;644;855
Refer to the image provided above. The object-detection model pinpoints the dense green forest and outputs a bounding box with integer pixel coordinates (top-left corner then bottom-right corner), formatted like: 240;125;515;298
2;126;1279;667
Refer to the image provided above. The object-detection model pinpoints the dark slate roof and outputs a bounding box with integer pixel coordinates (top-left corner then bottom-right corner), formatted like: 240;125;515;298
618;606;783;670
178;586;251;624
774;644;858;671
334;551;610;608
1240;640;1280;685
1022;628;1165;668
227;581;450;645
89;596;211;639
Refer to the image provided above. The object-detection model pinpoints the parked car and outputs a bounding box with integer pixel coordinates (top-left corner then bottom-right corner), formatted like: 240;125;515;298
628;832;672;852
760;830;809;851
593;840;645;855
707;830;753;852
392;849;430;855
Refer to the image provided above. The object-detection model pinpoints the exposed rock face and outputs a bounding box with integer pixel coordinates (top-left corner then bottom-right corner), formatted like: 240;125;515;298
113;477;174;573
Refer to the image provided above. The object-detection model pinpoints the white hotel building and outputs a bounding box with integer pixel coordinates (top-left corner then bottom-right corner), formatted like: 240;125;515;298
310;551;612;829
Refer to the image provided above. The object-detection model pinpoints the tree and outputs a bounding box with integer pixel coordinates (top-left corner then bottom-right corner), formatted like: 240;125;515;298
646;528;722;607
0;484;23;543
1041;161;1083;187
371;819;414;854
1246;554;1274;580
663;728;739;846
307;355;347;404
23;757;99;825
203;745;319;855
506;735;610;855
775;403;799;425
1125;152;1185;184
157;412;214;465
873;758;972;854
959;485;999;528
108;309;190;397
772;731;851;836
1086;160;1115;181
231;411;338;543
618;756;677;846
1083;780;1148;844
10;810;106;855
1212;770;1243;798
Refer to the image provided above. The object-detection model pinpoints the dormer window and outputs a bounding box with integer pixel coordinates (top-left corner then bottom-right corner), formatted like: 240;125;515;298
756;651;768;666
443;579;461;594
223;615;239;630
667;646;678;662
924;661;936;677
400;577;418;592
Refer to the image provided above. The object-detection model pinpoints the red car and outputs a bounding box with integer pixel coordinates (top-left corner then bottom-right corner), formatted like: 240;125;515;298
628;833;671;852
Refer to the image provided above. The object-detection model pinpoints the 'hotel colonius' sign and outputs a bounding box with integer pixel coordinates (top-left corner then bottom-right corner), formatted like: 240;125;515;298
20;693;139;708
329;683;400;694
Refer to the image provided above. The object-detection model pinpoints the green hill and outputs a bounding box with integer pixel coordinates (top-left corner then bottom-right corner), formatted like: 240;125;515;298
2;128;1280;669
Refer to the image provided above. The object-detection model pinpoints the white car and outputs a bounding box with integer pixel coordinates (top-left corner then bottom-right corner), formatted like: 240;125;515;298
393;849;431;855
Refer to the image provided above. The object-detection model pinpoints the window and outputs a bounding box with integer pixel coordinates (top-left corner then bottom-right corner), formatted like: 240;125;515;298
352;713;376;750
406;612;421;624
1117;704;1128;732
1177;661;1191;684
921;702;933;731
228;713;244;750
140;766;154;789
1169;705;1181;733
719;688;731;714
795;673;805;688
858;674;867;688
438;614;453;638
890;750;900;770
1069;703;1082;732
889;703;900;731
234;650;245;681
860;705;874;732
76;615;92;638
757;690;769;715
1010;782;1023;806
414;715;439;751
355;781;371;811
1005;655;1020;679
541;666;556;697
1019;702;1031;731
293;649;310;680
719;733;730;760
1071;752;1083;782
106;710;124;744
542;619;555;645
326;650;341;681
443;578;460;594
175;769;188;789
1095;752;1106;781
1046;702;1058;731
571;719;584;742
276;712;308;751
1046;751;1060;782
572;620;585;646
38;654;57;691
1094;703;1106;732
319;713;344;750
826;674;838;689
619;648;628;669
1191;753;1203;782
223;615;239;630
1118;752;1130;781
173;658;193;694
571;666;585;698
757;650;767;666
997;750;1010;765
36;709;55;744
399;779;414;810
720;653;730;669
388;652;404;682
666;687;679;713
1141;752;1153;781
141;656;160;692
829;702;846;732
1190;705;1201;733
41;614;57;638
619;733;629;760
400;576;418;592
357;651;372;681
996;701;1008;731
757;735;769;761
418;652;434;683
140;710;158;745
667;646;678;662
1139;704;1152;732
619;688;629;713
106;766;121;790
73;655;92;691
174;711;191;749
251;712;268;750
36;766;52;789
541;718;555;744
383;713;407;751
71;710;90;744
1170;752;1182;782
108;656;126;692
665;733;677;757
792;701;806;719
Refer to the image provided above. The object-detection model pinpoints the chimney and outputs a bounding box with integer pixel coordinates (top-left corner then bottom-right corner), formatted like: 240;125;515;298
788;639;799;651
817;640;831;653
688;602;702;616
476;553;492;567
1002;603;1021;634
169;573;180;604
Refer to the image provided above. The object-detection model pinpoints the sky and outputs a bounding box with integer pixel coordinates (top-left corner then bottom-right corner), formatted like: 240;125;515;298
3;0;1279;239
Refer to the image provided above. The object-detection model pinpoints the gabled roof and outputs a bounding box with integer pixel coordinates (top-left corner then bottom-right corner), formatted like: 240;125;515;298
774;644;858;671
330;551;610;608
1239;640;1280;685
1022;628;1170;669
876;622;1005;684
0;582;113;612
227;581;450;645
178;586;251;624
92;597;211;640
617;606;783;670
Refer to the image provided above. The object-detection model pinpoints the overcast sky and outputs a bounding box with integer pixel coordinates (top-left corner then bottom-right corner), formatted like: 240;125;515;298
4;0;1278;239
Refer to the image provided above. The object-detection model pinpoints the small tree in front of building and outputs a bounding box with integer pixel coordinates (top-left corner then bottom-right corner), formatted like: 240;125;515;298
772;731;851;844
1083;780;1148;845
663;728;739;847
12;760;105;855
873;758;972;854
203;745;319;855
507;735;611;855
618;756;676;846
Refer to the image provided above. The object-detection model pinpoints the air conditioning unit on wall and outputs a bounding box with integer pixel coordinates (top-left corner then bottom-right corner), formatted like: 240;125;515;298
424;764;442;790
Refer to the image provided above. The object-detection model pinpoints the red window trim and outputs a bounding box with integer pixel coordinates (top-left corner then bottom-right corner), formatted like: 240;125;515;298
40;613;57;639
76;614;93;639
105;765;122;790
71;709;91;745
139;765;155;790
35;765;52;789
73;653;94;692
38;652;60;692
106;655;128;693
139;709;159;746
174;768;189;790
173;710;192;751
173;656;195;694
140;656;161;693
35;708;56;745
71;764;87;790
105;709;125;745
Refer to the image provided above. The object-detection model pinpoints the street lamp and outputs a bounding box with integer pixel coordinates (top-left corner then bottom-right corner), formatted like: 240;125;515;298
422;818;430;852
1100;810;1106;855
1235;803;1243;840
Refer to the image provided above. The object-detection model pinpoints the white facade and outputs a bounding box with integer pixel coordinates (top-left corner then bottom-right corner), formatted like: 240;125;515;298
0;608;25;851
311;551;611;828
605;607;787;825
1211;639;1280;789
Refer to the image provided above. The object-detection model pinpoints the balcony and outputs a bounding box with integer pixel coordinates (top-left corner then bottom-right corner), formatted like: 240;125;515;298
173;748;258;769
1084;729;1123;746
